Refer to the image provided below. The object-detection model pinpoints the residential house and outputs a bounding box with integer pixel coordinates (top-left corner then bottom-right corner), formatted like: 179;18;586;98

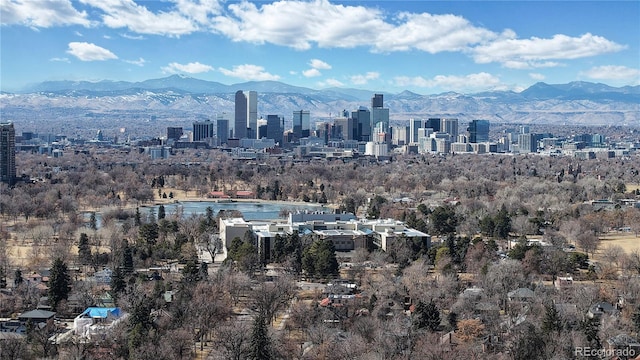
74;307;126;339
587;302;620;319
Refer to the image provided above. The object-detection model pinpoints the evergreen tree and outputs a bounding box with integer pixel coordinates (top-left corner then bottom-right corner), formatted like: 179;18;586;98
78;233;92;265
110;266;126;300
122;241;134;274
542;303;562;334
430;205;458;235
134;207;141;226
581;316;601;348
182;260;200;283
0;267;6;289
14;269;22;287
494;205;512;239
632;305;640;334
302;240;338;278
157;204;166;220
48;258;71;311
250;314;272;360
89;212;97;231
412;300;441;332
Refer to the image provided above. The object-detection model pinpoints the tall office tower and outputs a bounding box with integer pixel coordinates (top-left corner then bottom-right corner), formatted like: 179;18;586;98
234;90;248;139
266;115;284;145
520;125;530;134
440;118;459;139
371;93;389;137
371;93;383;108
468;120;490;143
352;107;371;141
392;126;410;146
245;91;258;139
333;117;355;140
193;120;215;141
292;110;311;140
0;122;16;186
217;112;233;139
518;133;537;153
167;127;183;142
409;118;424;144
216;119;229;145
425;118;441;132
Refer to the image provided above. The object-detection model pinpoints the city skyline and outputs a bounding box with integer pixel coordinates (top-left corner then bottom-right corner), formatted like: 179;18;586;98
1;1;639;94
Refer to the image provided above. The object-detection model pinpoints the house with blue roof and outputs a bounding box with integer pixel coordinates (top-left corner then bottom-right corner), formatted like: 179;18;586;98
73;307;127;339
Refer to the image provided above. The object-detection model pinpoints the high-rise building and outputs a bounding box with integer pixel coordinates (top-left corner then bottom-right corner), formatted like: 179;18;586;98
440;118;459;139
266;115;284;145
167;127;183;142
217;112;233;139
410;119;424;144
234;90;248;139
371;93;384;109
371;94;389;137
468;120;490;143
333;117;355;141
246;91;258;139
352;107;371;142
392;126;409;146
216;119;229;145
0;122;16;186
518;133;537;153
292;110;310;140
193;120;215;142
425;118;441;132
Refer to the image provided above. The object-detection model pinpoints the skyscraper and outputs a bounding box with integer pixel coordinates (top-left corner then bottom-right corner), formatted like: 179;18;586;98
216;118;229;146
193;120;215;142
167;127;183;142
468;120;490;143
352;107;371;142
292;110;310;140
371;94;389;137
234;90;248;139
440;118;459;139
246;91;258;139
425;118;441;132
0;122;16;186
410;118;424;144
266;115;284;145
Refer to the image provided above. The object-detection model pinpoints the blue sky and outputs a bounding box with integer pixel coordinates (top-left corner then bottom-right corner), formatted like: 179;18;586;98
1;0;639;94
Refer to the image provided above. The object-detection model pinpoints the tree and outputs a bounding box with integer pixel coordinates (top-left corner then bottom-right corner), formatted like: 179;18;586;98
541;303;562;335
14;268;22;287
89;212;97;231
158;204;166;220
632;304;640;334
78;233;92;265
110;266;126;300
302;239;339;279
430;205;458;235
249;313;272;360
412;300;441;332
48;258;71;311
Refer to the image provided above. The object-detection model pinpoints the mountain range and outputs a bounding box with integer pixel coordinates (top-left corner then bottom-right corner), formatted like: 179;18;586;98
1;75;639;126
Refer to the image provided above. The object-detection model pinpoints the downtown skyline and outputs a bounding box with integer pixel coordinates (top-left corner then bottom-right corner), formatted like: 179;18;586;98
1;0;639;94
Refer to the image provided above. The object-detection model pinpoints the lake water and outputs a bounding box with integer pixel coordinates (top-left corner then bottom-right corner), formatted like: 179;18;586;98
144;201;328;220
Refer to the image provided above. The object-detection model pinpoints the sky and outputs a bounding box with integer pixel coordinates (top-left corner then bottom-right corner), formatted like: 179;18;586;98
1;0;639;94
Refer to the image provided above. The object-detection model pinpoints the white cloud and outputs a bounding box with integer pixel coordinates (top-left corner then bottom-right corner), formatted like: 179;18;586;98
529;73;545;80
375;12;496;53
66;42;118;61
120;33;145;40
124;57;147;66
309;59;331;70
49;57;70;63
393;72;502;92
473;33;626;68
581;65;640;82
1;0;92;27
103;35;111;39
162;61;213;74
319;78;344;87
350;72;379;85
218;64;280;81
302;68;322;78
79;0;213;37
75;31;83;37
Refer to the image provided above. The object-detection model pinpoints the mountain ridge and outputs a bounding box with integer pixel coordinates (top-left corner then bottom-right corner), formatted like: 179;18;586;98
2;76;639;127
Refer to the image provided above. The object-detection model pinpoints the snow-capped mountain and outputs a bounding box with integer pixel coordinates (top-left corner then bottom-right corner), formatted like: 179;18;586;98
2;76;639;127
